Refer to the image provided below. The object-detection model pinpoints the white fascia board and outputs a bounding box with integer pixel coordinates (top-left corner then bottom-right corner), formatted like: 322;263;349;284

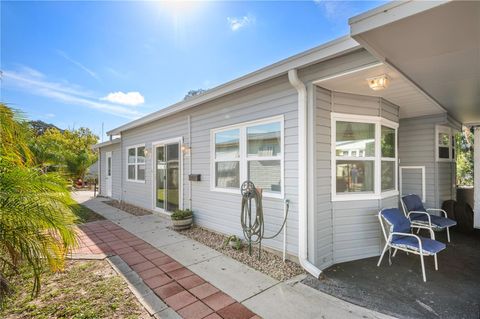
349;0;451;36
92;138;121;150
107;36;360;136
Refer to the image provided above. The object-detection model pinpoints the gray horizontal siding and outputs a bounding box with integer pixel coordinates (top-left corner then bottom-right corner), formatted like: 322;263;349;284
117;74;299;255
437;161;455;208
332;92;381;116
398;113;455;209
332;199;381;263
312;88;401;266
315;86;333;269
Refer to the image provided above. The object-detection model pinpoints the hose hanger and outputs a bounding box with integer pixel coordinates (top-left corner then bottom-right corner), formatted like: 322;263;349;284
240;180;290;260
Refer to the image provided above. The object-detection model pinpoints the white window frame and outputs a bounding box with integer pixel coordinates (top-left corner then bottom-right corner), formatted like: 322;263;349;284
210;115;284;199
435;125;455;162
331;113;399;201
126;143;146;183
399;166;426;203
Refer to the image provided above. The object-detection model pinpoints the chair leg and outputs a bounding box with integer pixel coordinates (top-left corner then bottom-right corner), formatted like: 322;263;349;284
447;227;451;243
416;228;421;234
378;243;389;267
393;248;398;257
434;254;438;271
420;254;426;282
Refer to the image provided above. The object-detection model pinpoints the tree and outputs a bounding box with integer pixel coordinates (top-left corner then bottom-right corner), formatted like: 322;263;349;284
29;120;62;136
183;88;207;100
30;127;98;180
456;126;474;186
0;104;77;299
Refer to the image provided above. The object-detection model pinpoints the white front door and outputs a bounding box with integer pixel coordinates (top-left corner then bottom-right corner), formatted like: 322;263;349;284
105;151;112;197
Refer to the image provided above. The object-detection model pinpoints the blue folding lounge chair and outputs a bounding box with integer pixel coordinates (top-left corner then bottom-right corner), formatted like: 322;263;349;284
401;194;457;242
378;208;446;282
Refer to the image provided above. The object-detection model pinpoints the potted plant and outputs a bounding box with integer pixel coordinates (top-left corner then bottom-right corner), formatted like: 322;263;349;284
223;235;243;250
171;209;193;230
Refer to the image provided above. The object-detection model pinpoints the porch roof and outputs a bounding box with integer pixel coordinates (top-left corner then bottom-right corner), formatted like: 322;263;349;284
349;1;480;125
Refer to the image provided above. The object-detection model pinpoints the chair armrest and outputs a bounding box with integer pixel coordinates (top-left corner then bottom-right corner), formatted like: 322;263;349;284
407;211;432;228
426;208;448;218
390;232;423;254
411;225;435;239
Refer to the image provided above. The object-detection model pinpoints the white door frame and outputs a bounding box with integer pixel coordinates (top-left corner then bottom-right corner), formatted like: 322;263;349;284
105;151;113;197
151;137;183;214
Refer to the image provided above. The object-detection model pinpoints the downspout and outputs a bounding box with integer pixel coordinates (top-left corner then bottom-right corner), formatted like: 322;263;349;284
288;69;322;278
188;115;192;210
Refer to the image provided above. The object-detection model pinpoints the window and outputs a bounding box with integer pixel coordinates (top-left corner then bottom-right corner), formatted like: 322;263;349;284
381;126;396;191
212;116;283;197
332;113;398;200
436;125;455;161
335;121;375;193
214;129;240;189
127;145;146;182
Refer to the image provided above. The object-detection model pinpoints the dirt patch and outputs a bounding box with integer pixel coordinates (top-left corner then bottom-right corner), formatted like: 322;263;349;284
104;200;152;216
1;260;150;319
176;226;304;281
73;204;106;223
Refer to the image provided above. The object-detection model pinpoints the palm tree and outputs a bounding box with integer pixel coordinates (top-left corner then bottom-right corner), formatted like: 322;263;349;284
0;104;77;299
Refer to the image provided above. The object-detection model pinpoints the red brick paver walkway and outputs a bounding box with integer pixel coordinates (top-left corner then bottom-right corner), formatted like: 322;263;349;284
73;220;259;319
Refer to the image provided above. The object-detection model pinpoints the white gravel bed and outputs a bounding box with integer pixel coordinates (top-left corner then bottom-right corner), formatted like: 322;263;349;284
176;226;305;281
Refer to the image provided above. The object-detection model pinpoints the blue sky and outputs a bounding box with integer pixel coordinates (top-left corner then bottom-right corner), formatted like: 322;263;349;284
1;1;386;141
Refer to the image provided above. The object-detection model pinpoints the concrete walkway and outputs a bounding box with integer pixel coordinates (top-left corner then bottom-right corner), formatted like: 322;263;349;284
73;191;395;319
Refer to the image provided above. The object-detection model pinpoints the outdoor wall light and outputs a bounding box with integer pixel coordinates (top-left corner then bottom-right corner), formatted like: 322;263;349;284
367;74;390;91
143;147;151;158
181;144;191;155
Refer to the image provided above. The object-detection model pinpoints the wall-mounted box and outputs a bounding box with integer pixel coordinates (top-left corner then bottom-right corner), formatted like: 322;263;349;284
189;174;201;181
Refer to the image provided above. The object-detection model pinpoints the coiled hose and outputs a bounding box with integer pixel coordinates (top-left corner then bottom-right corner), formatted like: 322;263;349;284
240;181;290;259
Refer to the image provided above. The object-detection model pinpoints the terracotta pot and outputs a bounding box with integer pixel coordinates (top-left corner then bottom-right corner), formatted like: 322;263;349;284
172;217;193;230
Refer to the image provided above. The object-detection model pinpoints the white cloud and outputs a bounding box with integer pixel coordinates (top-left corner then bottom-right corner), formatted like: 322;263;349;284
57;50;100;81
101;91;145;106
3;67;143;119
227;15;254;31
313;0;352;21
44;113;55;119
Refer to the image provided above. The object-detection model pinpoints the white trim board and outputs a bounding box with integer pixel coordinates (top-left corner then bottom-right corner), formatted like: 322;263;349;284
399;166;426;203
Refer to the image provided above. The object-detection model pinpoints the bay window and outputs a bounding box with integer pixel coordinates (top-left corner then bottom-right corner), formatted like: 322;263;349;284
127;145;146;182
332;113;398;200
212;116;283;197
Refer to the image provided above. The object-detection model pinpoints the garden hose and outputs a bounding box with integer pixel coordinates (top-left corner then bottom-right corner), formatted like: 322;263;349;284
240;181;290;259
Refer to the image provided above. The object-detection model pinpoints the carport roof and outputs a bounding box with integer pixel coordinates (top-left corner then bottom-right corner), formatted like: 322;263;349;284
349;1;480;125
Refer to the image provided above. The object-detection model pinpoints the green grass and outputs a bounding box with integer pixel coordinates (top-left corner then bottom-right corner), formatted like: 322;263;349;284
0;260;149;319
71;204;105;224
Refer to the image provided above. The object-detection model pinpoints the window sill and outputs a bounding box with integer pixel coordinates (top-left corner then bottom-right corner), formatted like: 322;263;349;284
211;187;284;199
332;190;399;202
436;158;455;162
126;179;146;184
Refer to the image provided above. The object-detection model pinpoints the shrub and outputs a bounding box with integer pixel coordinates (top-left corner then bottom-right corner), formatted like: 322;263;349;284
171;209;193;220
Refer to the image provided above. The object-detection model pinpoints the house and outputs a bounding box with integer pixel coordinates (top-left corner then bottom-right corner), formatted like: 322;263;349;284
94;1;480;277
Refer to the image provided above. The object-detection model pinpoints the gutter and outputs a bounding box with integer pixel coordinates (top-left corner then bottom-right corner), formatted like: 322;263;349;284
288;69;322;278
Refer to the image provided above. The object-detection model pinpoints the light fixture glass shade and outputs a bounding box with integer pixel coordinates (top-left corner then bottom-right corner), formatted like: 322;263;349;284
367;74;389;91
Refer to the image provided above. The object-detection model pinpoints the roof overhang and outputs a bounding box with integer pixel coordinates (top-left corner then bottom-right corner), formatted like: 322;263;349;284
92;138;121;150
314;62;445;119
107;36;360;135
349;0;480;125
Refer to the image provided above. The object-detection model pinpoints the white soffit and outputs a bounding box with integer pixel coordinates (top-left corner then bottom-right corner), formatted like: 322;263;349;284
314;63;444;119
